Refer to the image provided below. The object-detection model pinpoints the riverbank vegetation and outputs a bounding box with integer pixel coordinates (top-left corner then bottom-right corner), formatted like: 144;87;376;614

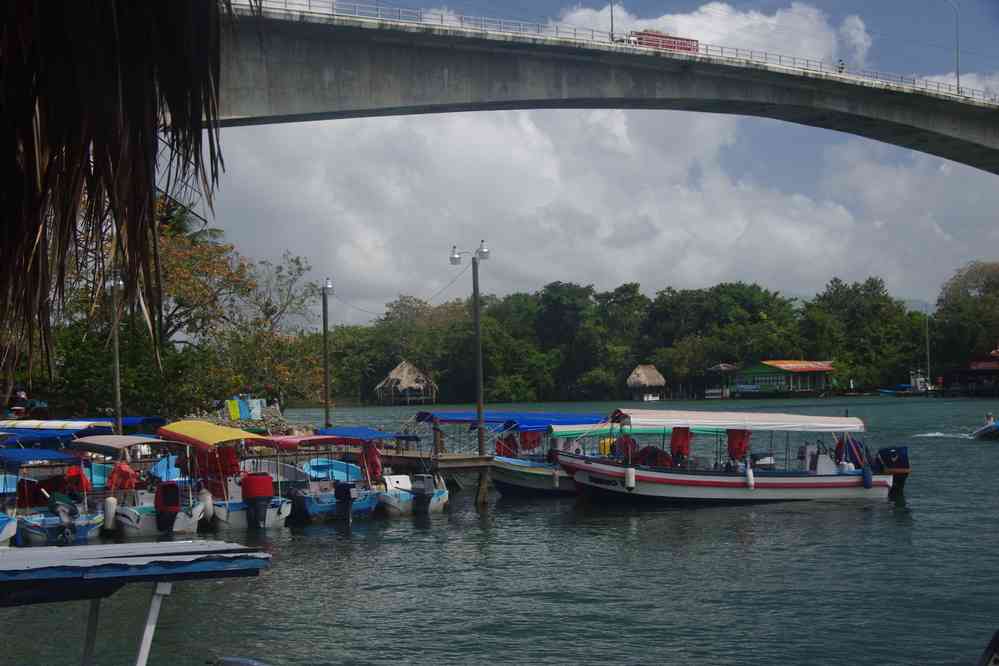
9;206;998;415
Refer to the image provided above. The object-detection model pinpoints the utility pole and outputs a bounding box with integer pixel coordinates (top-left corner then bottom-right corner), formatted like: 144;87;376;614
322;277;333;428
925;307;932;395
450;240;490;507
610;1;615;41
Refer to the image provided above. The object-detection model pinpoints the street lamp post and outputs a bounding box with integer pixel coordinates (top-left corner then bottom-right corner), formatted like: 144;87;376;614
610;0;615;41
945;0;960;94
322;277;333;429
109;273;124;435
450;240;490;506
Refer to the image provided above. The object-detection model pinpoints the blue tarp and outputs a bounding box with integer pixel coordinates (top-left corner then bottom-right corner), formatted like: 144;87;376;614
313;426;398;441
0;448;79;470
88;416;167;431
416;410;605;433
0;426;111;448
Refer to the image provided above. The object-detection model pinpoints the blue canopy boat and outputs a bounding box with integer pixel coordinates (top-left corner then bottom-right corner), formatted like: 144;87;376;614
0;448;103;545
265;430;385;524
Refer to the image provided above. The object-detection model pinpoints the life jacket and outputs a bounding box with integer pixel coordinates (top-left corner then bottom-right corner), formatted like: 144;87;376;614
108;462;138;491
519;432;542;451
64;465;92;494
359;442;383;482
495;435;518;457
615;435;638;460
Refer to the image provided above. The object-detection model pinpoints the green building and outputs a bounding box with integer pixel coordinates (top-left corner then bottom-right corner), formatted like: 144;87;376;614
734;360;833;396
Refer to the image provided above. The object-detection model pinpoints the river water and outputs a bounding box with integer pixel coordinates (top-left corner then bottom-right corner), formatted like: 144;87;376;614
3;397;998;665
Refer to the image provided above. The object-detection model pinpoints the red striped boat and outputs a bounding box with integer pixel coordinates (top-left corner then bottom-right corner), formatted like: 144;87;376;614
558;409;905;504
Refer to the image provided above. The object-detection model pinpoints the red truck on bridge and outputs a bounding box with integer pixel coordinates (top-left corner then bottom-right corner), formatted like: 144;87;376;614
626;30;699;54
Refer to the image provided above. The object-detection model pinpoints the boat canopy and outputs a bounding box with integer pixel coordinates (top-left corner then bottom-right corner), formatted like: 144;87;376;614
549;422;723;438
68;435;173;458
0;419;112;431
313;426;398;442
611;409;866;433
416;411;604;432
157;420;265;449
87;416;168;430
0;424;113;448
0;447;80;471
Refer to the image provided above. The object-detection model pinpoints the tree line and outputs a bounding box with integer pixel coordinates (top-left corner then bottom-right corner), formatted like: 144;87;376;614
11;203;999;416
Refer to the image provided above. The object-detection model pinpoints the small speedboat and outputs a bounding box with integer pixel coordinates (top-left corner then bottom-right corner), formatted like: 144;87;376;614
377;474;449;516
158;420;293;530
288;459;379;523
69;435;211;537
972;422;999;440
0;448;104;545
18;506;104;546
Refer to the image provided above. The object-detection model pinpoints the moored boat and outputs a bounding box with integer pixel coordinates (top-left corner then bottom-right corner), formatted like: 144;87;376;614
158;421;291;530
971;420;999;440
68;435;209;537
0;448;104;545
559;409;909;505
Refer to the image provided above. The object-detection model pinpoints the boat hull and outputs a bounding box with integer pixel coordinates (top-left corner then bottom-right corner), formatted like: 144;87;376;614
292;489;379;522
0;515;16;547
378;488;449;517
491;457;575;497
972;423;999;440
558;453;892;504
212;498;291;530
18;513;104;545
114;504;205;537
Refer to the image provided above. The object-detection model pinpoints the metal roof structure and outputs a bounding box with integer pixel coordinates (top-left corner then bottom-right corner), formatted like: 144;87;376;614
760;360;834;373
0;540;270;665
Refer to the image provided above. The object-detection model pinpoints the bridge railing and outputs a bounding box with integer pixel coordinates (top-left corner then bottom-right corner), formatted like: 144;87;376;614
238;0;999;106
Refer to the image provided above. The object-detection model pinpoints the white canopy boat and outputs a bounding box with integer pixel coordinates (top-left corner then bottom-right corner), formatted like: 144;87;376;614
68;435;211;537
558;409;911;505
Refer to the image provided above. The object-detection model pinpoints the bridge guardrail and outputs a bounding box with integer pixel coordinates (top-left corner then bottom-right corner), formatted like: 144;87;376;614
237;0;999;107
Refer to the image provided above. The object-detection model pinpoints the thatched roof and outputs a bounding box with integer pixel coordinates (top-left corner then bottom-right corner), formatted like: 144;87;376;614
627;364;666;388
375;361;438;395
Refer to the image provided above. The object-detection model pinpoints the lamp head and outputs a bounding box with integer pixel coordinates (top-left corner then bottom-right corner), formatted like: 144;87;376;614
449;245;462;265
476;239;489;261
324;277;333;292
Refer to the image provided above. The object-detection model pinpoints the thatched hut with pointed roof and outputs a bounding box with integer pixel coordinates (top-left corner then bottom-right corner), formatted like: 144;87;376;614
374;361;439;405
627;364;666;402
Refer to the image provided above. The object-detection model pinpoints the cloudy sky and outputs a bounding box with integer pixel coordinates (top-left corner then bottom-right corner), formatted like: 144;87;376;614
212;0;999;324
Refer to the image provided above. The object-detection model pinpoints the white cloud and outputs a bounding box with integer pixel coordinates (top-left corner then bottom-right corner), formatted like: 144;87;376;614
838;15;872;67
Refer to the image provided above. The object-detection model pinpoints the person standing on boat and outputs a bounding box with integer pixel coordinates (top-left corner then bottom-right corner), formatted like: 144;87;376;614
987;413;996;425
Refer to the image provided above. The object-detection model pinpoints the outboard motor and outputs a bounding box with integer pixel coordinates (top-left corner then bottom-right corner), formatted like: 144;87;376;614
411;474;435;514
875;446;911;500
46;491;79;545
241;473;275;529
334;481;358;526
154;482;182;533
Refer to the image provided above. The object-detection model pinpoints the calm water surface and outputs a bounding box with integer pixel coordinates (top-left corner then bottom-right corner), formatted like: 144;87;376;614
3;397;999;665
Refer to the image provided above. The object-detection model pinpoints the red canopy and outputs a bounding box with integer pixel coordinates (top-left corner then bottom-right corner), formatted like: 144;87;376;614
258;435;346;451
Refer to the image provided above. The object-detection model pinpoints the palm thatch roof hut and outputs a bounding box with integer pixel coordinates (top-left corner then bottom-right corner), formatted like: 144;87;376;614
375;361;438;405
627;364;666;402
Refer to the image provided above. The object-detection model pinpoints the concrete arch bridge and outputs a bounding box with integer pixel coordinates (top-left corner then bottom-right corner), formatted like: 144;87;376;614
219;2;999;174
